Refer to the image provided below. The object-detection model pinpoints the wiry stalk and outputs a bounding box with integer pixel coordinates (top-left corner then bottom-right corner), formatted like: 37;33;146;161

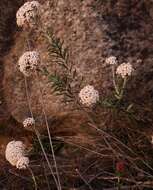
24;76;59;189
27;166;38;190
24;31;61;189
119;77;127;100
112;65;127;101
43;162;51;190
76;169;93;190
112;65;119;96
35;72;62;190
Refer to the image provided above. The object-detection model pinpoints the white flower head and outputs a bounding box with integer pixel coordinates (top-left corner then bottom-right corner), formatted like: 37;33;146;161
5;141;28;169
23;117;35;130
16;156;29;169
116;62;133;79
16;1;41;27
18;51;40;76
79;85;99;107
106;56;117;65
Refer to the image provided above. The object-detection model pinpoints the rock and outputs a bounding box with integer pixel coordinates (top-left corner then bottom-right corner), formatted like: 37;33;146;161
3;0;106;125
2;0;153;129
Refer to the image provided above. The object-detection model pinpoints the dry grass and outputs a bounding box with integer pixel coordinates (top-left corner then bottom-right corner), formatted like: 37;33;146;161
1;108;153;190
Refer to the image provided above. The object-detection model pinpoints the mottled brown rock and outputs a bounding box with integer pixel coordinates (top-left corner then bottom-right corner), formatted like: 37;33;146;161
3;0;106;125
2;0;153;130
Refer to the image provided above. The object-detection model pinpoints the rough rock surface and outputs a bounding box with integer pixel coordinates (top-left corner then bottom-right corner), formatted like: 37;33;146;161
2;0;153;130
3;0;105;125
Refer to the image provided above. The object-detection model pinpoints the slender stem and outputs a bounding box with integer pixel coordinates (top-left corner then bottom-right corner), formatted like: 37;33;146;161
27;166;38;190
24;32;60;189
24;76;59;189
118;77;127;100
21;16;62;190
112;65;119;95
76;169;93;190
35;72;62;190
43;162;51;190
117;176;121;190
88;123;153;177
56;136;111;158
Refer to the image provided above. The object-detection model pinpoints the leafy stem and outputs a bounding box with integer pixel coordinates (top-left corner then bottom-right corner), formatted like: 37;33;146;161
40;27;83;103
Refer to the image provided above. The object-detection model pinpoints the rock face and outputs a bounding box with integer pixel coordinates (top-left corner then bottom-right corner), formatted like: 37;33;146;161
2;0;153;128
3;0;106;124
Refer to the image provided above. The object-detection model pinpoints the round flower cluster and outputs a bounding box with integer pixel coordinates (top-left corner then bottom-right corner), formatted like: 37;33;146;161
16;1;41;27
79;85;99;107
18;51;40;76
5;141;29;169
23;117;35;130
116;62;133;79
106;56;117;65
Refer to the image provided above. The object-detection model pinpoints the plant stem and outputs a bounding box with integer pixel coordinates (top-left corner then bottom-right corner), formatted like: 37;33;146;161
35;72;62;190
112;66;119;95
118;77;127;100
24;77;59;189
27;166;38;190
24;35;60;189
